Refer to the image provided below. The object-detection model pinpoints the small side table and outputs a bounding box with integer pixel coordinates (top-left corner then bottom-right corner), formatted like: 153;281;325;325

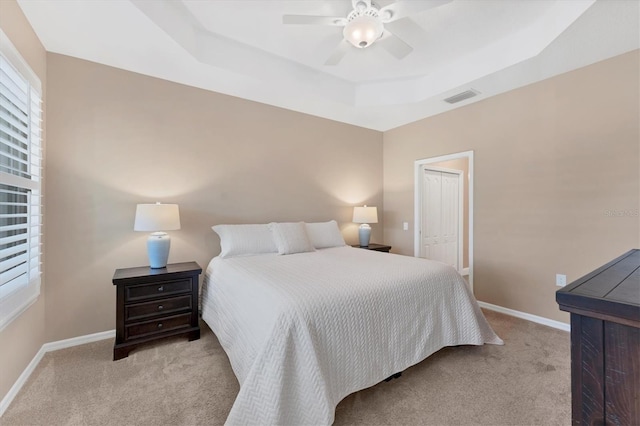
351;243;392;253
112;261;202;360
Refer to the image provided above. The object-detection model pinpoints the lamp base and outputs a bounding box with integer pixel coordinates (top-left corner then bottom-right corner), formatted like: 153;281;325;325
358;224;371;247
147;232;171;269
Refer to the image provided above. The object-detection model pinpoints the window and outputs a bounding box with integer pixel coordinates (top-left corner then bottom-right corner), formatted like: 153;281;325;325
0;29;42;331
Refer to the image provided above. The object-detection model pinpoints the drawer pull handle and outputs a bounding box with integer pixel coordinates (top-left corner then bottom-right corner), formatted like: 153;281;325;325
157;286;164;292
158;305;164;311
157;323;163;328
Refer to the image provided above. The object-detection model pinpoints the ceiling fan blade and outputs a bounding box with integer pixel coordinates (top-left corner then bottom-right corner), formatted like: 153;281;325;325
379;0;452;23
324;40;351;66
283;15;346;26
378;32;413;59
384;17;427;45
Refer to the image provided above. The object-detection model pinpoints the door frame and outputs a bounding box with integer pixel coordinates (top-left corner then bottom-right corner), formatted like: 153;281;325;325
414;150;474;290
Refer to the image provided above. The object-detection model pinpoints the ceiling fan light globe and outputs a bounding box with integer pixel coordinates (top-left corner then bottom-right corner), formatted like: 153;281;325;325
343;15;383;49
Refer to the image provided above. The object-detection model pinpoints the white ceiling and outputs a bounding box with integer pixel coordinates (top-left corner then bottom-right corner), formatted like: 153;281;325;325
16;0;640;131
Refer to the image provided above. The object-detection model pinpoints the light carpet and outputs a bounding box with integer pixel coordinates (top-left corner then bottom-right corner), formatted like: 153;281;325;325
1;310;571;425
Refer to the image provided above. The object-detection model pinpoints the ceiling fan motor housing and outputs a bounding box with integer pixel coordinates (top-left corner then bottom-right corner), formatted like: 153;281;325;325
344;7;384;48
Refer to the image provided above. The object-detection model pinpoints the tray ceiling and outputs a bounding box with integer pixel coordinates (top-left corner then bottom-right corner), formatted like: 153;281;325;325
16;0;640;131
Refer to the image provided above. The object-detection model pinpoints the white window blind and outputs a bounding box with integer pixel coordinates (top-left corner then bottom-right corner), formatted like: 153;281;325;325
0;38;42;330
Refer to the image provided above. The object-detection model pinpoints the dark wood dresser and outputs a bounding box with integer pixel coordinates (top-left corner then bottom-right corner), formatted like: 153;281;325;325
556;249;639;425
112;261;202;360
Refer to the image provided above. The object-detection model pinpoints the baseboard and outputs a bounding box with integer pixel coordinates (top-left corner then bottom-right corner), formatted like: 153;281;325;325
0;329;115;417
0;345;46;417
478;301;570;332
42;329;115;352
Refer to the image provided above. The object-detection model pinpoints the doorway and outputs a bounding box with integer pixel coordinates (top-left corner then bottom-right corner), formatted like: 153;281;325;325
414;151;473;290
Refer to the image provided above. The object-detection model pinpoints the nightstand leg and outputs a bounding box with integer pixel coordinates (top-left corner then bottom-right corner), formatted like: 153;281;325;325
188;329;200;341
113;346;130;361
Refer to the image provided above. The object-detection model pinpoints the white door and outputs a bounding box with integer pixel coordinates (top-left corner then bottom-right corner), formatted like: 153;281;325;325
421;168;459;269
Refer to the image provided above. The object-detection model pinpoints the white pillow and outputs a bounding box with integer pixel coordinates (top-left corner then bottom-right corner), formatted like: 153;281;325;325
305;220;346;249
269;222;316;255
212;224;277;259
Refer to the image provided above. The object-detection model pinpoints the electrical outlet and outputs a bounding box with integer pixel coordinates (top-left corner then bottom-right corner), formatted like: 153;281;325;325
403;222;409;231
556;274;567;287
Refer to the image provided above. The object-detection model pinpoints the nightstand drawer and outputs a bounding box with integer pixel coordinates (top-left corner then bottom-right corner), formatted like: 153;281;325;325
125;313;192;340
125;295;192;322
125;279;192;302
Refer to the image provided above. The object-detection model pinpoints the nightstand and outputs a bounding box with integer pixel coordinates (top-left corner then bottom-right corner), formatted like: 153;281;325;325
351;243;392;253
112;261;202;360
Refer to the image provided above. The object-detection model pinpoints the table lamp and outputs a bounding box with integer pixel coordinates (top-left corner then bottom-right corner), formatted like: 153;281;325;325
353;205;378;247
134;202;181;268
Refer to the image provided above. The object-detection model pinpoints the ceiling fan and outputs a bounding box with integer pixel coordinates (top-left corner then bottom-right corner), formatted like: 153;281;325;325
283;0;451;65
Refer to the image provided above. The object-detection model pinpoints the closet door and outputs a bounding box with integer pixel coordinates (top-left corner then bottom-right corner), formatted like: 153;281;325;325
421;169;459;269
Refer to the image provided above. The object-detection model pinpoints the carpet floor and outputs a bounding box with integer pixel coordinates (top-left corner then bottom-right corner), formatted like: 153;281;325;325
1;310;571;425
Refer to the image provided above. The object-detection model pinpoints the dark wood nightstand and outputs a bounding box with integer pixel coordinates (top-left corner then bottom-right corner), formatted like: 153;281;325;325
112;261;202;360
351;243;392;253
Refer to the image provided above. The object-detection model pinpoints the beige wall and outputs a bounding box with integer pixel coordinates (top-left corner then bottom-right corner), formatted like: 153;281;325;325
44;54;383;342
384;50;640;323
0;0;47;403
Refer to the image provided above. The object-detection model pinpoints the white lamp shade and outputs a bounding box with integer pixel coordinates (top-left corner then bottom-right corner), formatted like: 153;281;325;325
134;203;181;231
353;206;378;224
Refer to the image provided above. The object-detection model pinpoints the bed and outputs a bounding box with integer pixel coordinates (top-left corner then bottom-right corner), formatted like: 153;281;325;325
202;221;502;425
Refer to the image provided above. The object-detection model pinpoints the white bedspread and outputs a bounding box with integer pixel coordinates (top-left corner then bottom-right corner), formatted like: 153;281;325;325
201;246;502;425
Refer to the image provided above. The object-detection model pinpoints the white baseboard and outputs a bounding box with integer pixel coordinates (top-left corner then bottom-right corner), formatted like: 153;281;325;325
478;301;570;332
0;345;46;417
0;329;115;417
42;329;115;353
